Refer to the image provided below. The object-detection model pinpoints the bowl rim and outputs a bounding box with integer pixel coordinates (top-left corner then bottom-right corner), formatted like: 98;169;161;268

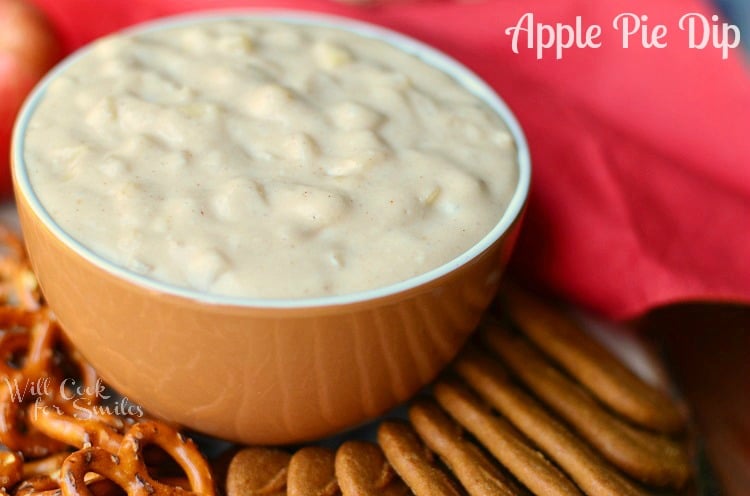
12;9;531;309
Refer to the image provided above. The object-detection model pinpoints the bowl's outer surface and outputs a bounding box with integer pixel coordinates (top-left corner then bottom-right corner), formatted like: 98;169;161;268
15;187;522;443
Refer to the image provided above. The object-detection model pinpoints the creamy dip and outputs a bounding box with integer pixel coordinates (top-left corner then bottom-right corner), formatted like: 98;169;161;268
24;19;518;298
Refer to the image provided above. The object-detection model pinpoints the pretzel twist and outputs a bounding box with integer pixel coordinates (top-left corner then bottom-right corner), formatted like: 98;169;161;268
0;390;67;459
13;476;61;496
0;311;88;459
8;453;74;496
0;227;40;311
15;474;123;496
1;303;109;460
0;308;57;381
0;451;24;489
60;421;216;496
26;406;125;455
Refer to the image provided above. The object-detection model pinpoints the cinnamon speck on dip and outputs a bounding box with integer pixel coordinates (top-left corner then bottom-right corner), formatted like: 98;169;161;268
24;19;518;298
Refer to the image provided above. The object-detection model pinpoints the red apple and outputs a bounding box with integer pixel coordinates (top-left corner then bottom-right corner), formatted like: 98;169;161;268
0;0;61;196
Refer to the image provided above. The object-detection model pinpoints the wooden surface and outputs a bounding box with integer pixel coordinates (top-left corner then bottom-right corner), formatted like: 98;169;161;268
643;304;750;496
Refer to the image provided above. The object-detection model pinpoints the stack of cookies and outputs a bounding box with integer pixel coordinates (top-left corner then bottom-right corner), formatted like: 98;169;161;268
224;286;694;496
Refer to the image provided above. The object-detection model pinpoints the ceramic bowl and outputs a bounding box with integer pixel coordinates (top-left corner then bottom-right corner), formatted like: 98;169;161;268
11;11;530;444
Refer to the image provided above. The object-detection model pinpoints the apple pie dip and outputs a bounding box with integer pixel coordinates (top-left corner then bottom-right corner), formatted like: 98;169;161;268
23;18;518;298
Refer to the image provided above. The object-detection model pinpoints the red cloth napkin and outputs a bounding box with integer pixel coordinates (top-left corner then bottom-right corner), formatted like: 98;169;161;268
28;0;750;319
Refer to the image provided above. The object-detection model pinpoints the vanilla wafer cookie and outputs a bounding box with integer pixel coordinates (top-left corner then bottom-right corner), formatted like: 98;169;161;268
480;321;691;488
501;286;685;433
409;398;520;496
433;379;582;496
454;346;649;496
335;441;410;496
288;447;340;496
378;421;463;496
226;447;290;496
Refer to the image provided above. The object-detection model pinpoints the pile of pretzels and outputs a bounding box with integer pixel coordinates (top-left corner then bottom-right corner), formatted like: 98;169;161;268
0;227;216;496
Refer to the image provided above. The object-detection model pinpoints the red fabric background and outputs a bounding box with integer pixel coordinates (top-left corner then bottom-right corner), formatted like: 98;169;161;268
27;0;750;319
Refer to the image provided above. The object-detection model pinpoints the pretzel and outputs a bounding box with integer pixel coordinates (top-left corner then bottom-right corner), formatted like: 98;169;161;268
0;451;24;488
0;309;105;459
2;424;119;495
0;308;57;382
0;302;112;462
0;227;40;311
15;473;123;496
26;406;125;455
433;378;581;496
1;311;103;411
454;346;649;496
22;452;70;479
13;476;62;496
54;336;105;416
0;389;67;459
9;453;71;496
500;285;686;433
480;321;691;488
377;421;462;496
59;421;216;496
408;398;520;496
14;458;191;496
0;317;67;457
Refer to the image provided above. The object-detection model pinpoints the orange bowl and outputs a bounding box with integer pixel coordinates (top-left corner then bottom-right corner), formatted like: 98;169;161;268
11;12;530;445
